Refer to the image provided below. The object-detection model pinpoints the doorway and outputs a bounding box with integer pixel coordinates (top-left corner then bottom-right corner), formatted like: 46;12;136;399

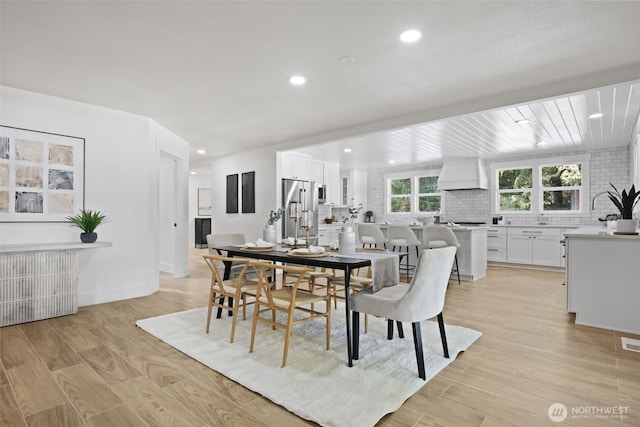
159;152;177;274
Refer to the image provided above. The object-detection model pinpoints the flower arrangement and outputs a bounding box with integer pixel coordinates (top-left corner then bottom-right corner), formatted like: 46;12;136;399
267;208;284;225
342;205;362;224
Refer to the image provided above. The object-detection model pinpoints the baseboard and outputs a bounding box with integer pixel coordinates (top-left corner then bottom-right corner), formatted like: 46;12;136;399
487;261;565;273
78;281;158;307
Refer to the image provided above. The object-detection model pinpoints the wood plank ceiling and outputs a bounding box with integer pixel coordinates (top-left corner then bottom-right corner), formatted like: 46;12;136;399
292;81;640;170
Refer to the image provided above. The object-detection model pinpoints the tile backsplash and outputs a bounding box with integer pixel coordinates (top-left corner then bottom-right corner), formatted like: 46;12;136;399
366;146;631;227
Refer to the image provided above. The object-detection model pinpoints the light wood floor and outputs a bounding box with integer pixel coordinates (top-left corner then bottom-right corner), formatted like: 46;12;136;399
1;250;639;426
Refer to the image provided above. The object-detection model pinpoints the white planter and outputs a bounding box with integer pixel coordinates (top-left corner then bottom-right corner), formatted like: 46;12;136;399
263;225;277;243
615;219;637;234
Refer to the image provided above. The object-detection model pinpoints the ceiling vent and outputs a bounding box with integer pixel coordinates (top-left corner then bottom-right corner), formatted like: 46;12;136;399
438;158;488;191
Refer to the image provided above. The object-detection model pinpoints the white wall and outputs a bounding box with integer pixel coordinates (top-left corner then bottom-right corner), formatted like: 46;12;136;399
0;86;190;305
210;147;278;241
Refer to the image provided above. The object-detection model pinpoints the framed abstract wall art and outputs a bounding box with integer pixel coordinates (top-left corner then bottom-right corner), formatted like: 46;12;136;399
226;173;238;214
0;125;85;222
242;171;255;214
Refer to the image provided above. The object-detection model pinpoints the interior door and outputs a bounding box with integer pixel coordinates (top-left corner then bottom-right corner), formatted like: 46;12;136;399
159;153;177;273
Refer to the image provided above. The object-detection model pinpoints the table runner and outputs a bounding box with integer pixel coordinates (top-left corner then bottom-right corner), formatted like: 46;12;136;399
334;251;399;291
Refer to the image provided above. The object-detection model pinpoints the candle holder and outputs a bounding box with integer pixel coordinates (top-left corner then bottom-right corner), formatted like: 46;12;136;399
289;201;301;248
301;209;313;249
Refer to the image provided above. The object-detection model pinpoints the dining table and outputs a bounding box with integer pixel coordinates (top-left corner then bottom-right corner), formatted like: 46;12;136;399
211;244;401;367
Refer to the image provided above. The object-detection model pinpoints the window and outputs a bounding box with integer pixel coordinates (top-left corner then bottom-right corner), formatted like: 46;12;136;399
498;167;532;212
491;155;589;215
386;170;442;214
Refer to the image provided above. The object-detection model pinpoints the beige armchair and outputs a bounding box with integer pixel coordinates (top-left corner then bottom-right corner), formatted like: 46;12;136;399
351;246;456;380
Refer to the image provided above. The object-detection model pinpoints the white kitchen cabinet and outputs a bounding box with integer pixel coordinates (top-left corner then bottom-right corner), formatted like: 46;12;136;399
565;231;640;334
506;227;563;267
317;225;340;246
280;152;310;180
486;227;506;262
451;227;488;281
309;160;324;184
323;162;340;205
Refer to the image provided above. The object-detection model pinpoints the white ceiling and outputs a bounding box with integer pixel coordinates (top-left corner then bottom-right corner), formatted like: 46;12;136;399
2;1;640;173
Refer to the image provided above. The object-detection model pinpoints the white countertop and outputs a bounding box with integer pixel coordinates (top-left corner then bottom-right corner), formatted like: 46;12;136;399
564;227;640;239
375;223;489;231
0;241;113;253
489;224;579;229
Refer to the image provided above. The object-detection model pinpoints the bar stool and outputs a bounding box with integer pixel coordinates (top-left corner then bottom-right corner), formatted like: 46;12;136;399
357;223;387;249
422;225;461;284
387;225;421;277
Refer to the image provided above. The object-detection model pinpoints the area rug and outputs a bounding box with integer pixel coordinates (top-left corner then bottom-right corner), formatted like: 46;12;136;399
136;305;482;427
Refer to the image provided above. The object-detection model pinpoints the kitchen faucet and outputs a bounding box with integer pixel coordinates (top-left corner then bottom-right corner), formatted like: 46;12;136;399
591;191;610;210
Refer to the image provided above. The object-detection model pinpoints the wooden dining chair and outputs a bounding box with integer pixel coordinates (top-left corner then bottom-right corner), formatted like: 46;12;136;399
249;261;331;367
202;254;259;343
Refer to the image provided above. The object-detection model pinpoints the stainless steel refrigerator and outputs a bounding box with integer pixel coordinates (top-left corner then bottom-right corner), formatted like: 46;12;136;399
282;178;319;243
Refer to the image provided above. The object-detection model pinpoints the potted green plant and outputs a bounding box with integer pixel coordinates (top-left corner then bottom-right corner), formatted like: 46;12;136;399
263;208;283;243
66;209;108;243
607;183;640;234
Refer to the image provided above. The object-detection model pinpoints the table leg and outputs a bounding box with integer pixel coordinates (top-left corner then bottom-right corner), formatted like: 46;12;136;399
344;266;353;367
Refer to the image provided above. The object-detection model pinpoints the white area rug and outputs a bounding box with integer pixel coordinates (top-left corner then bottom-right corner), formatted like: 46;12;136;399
136;305;482;427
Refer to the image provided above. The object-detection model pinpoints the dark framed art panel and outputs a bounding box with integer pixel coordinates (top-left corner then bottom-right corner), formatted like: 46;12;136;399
226;174;238;214
0;125;85;222
242;171;255;214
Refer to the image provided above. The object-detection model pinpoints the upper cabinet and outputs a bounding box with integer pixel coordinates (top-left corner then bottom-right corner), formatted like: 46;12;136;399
280;154;340;205
280;152;310;181
309;159;340;205
323;163;340;205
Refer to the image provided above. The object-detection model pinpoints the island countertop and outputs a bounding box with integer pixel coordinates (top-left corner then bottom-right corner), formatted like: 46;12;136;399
563;226;640;239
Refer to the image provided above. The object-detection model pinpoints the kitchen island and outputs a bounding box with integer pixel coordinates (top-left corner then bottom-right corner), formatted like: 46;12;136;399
375;224;488;282
564;227;640;334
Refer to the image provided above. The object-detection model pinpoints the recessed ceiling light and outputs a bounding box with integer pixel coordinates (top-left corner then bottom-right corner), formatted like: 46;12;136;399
338;56;356;65
389;160;396;164
516;119;531;125
536;141;547;146
289;75;306;86
344;148;352;153
400;29;421;43
197;149;206;154
190;171;197;175
588;112;603;119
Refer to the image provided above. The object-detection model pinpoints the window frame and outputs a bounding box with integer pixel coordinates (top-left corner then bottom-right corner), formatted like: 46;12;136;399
490;154;590;216
384;169;443;216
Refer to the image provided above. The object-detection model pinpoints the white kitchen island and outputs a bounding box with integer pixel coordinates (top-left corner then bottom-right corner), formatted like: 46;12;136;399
375;224;488;282
564;227;640;334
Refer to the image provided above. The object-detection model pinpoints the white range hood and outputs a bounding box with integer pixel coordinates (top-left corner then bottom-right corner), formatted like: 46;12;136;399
438;158;488;191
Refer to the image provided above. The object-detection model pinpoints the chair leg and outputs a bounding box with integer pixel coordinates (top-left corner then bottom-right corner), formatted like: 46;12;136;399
325;296;331;350
396;321;404;338
412;322;426;380
352;311;360;359
249;301;260;353
437;312;449;358
455;255;461;285
387;319;394;340
229;299;240;344
205;294;215;333
282;308;295;367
